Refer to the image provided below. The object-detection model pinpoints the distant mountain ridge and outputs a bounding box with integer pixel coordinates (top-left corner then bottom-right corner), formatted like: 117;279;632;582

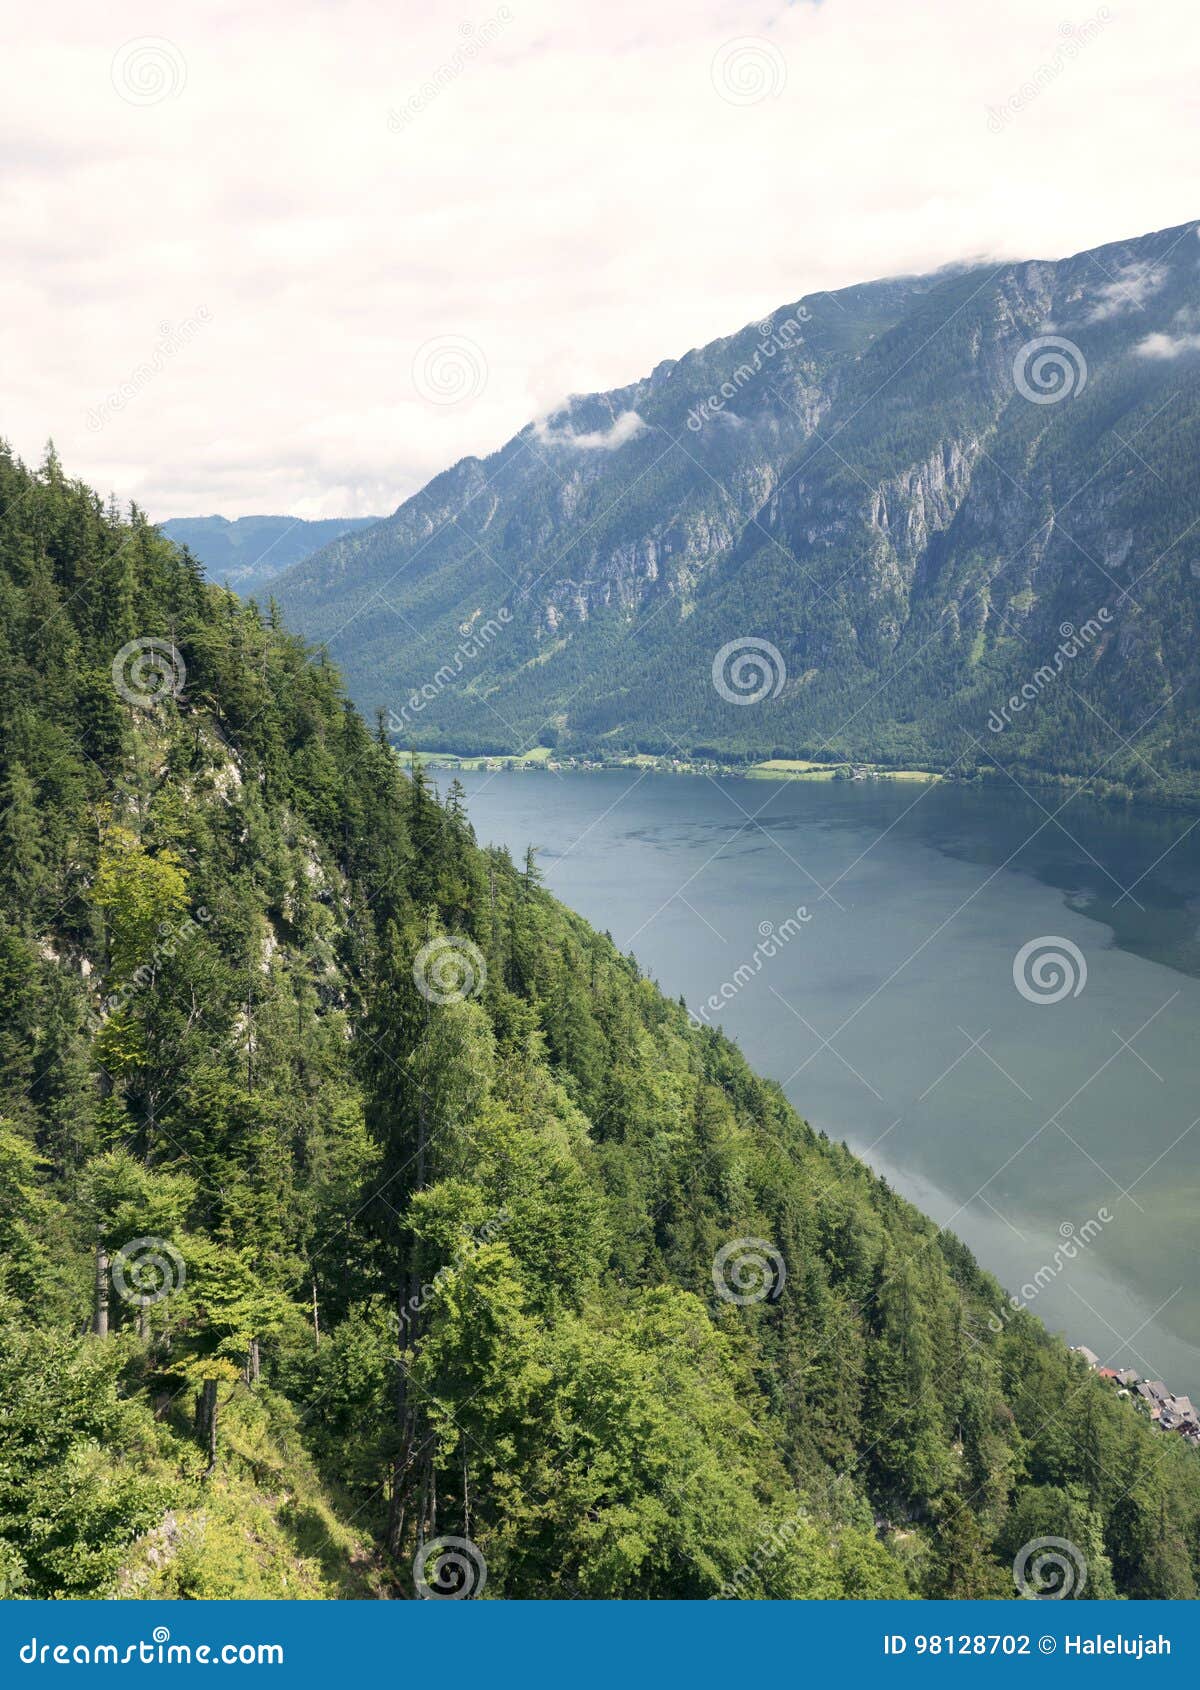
161;513;383;600
273;220;1200;803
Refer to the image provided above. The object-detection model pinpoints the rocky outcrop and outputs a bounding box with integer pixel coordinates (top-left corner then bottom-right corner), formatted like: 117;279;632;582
867;438;980;568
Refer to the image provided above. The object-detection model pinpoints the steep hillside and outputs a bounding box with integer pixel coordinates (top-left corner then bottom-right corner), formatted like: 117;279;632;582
1;443;1198;1600
276;220;1200;804
161;514;382;600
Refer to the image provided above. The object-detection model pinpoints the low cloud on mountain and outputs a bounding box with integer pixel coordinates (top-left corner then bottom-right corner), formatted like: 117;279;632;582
534;409;646;450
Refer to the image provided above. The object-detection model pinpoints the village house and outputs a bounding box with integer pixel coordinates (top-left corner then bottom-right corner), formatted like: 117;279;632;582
1077;1349;1197;1443
1136;1380;1169;1418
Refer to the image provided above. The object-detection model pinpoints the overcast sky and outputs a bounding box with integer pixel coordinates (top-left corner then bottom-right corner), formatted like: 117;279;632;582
4;0;1198;520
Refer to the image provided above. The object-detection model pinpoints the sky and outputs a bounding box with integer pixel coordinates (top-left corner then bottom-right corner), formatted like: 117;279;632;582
3;0;1199;521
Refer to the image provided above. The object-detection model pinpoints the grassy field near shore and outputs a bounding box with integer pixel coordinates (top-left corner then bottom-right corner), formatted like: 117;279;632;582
391;747;942;783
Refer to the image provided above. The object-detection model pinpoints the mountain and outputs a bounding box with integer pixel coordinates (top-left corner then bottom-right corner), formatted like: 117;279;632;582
275;220;1200;804
160;513;383;600
2;441;1199;1599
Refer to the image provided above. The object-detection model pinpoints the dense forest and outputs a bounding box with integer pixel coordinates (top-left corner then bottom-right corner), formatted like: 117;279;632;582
1;442;1198;1601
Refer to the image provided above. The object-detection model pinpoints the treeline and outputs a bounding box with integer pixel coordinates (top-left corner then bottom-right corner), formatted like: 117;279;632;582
0;442;1197;1599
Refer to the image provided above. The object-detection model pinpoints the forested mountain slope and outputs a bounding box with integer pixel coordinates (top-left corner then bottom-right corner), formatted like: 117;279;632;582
1;444;1197;1599
276;220;1200;803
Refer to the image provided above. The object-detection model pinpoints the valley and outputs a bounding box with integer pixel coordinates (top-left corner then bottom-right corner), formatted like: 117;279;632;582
5;443;1199;1598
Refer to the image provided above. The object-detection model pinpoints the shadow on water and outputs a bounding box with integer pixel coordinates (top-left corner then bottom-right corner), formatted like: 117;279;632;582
743;779;1200;979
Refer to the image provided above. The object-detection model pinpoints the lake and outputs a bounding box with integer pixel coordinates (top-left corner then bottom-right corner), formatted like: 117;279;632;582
455;768;1200;1396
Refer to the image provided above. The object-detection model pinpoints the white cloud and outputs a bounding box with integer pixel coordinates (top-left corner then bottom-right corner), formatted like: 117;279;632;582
1136;330;1200;359
2;0;1199;518
1085;259;1168;322
534;409;646;450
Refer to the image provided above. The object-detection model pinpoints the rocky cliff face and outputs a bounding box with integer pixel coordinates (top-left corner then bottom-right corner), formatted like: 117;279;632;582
274;220;1200;797
868;439;980;569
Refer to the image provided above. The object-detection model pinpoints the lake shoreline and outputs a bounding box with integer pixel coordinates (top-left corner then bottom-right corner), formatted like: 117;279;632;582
393;745;1200;817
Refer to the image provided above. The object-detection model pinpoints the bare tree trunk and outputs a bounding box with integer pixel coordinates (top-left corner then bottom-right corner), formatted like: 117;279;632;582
248;1337;260;1383
388;1045;431;1558
246;953;255;1093
386;1321;418;1558
311;1276;321;1348
197;1379;219;1473
416;997;430;1187
93;1243;109;1338
385;1411;415;1557
386;1460;407;1558
417;1456;430;1549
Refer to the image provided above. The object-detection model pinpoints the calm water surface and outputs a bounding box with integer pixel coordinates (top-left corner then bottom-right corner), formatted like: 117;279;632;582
457;769;1200;1394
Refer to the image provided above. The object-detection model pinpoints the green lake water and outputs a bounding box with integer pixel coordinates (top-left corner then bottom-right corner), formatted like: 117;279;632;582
458;768;1200;1394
